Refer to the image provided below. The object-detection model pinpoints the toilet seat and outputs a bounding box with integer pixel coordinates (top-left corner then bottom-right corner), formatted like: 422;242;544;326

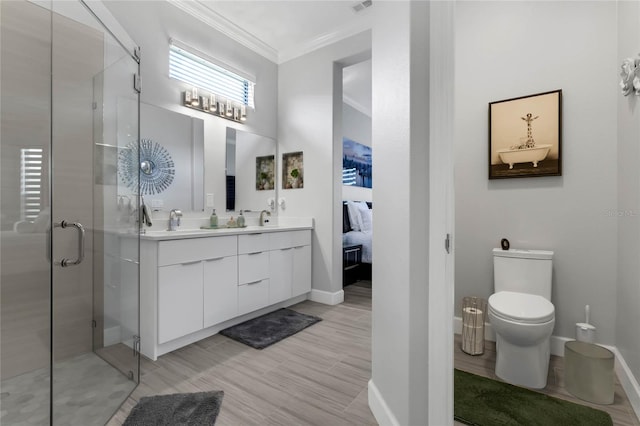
489;291;554;324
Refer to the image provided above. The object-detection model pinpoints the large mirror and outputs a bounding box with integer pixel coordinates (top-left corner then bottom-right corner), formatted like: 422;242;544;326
134;103;204;211
225;128;276;213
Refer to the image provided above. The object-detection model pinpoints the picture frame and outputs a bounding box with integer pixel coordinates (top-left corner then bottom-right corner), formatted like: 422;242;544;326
282;151;304;189
342;138;372;188
489;89;562;179
255;155;275;191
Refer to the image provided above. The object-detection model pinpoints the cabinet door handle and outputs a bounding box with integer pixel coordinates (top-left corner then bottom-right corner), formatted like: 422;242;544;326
246;280;262;285
206;257;224;262
294;246;305;249
280;247;293;251
247;251;263;255
181;260;201;266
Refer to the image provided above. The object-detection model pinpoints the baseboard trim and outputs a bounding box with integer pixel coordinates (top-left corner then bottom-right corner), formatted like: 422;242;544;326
368;379;400;426
309;288;344;305
610;346;640;420
454;316;640;421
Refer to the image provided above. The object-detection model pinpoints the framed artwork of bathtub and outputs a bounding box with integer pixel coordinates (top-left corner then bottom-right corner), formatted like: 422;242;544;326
489;89;562;179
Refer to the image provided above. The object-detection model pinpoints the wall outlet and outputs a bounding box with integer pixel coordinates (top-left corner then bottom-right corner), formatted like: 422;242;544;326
206;193;214;207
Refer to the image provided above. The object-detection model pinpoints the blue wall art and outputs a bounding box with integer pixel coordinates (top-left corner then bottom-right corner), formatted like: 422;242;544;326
342;138;372;188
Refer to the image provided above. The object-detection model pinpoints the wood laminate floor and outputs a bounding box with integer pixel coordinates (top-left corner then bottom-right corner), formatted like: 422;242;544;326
108;282;375;425
108;282;639;425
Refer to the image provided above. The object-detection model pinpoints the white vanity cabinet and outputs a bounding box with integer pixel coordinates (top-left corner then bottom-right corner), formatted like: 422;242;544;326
238;233;270;315
140;227;312;360
156;236;237;344
268;230;312;304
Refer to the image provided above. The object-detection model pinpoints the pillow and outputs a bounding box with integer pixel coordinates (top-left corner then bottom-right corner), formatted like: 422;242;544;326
346;201;363;232
359;206;373;232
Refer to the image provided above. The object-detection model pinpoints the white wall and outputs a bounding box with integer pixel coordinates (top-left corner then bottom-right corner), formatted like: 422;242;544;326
369;2;435;424
277;31;371;295
104;1;277;214
342;102;372;202
616;0;640;388
454;1;618;345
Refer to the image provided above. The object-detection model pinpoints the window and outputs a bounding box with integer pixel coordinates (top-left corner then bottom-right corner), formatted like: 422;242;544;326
20;148;43;221
169;42;255;108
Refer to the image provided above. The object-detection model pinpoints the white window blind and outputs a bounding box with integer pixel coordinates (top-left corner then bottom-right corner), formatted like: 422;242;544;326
169;43;255;108
20;148;43;221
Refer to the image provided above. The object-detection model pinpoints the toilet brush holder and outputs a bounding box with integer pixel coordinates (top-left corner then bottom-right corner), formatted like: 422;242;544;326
576;304;596;343
576;323;596;343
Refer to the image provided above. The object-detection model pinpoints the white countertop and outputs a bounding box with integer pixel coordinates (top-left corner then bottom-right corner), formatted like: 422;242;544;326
140;223;313;241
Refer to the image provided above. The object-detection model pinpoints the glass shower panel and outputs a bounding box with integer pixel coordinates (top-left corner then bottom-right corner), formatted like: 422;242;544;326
0;1;52;424
50;1;140;424
1;1;139;423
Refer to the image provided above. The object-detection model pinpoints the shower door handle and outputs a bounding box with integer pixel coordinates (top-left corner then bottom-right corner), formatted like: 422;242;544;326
54;220;85;267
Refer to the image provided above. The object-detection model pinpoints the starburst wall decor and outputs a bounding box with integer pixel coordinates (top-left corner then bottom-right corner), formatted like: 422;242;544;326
119;138;175;194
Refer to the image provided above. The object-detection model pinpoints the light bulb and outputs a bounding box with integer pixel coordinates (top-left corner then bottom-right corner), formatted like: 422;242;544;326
191;87;199;106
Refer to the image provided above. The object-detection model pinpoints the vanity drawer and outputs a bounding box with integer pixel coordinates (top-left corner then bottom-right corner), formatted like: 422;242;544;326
238;233;269;254
269;230;311;250
238;279;269;315
158;235;237;266
238;252;269;284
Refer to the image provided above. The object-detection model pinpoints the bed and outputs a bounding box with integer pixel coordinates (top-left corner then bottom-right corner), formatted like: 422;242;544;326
342;201;372;281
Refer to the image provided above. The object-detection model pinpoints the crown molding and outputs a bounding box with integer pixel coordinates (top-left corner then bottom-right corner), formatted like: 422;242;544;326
167;0;371;65
343;95;371;118
167;0;279;63
278;19;372;64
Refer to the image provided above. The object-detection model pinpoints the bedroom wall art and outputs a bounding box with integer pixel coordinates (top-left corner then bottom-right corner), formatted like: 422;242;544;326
342;138;372;188
282;151;304;189
489;90;562;179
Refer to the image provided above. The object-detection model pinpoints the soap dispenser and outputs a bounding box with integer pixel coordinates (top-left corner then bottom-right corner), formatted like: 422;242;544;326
237;210;245;228
210;209;218;228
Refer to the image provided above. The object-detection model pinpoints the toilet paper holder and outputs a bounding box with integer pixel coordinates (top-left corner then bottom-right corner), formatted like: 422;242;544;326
461;296;487;355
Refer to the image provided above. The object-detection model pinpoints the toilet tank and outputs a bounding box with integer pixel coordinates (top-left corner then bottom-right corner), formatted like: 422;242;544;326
493;248;554;300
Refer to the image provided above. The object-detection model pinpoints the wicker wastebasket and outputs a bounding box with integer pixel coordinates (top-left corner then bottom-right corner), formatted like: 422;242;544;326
461;297;487;355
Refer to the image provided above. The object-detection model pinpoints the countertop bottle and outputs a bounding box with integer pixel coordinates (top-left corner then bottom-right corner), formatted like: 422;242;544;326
210;209;218;228
237;210;245;228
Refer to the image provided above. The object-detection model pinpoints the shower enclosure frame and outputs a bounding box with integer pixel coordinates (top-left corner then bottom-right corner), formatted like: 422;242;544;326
0;1;142;424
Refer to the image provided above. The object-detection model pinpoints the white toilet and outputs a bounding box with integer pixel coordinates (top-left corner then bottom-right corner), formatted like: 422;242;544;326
488;248;555;389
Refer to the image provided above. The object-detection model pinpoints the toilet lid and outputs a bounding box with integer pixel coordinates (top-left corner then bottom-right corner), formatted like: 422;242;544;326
488;291;554;324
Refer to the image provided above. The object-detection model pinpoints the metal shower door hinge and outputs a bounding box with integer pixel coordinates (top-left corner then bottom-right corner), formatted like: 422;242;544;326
133;73;141;94
133;335;140;357
445;233;451;254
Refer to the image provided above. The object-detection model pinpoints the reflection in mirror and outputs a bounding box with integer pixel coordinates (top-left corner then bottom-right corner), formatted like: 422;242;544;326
225;128;276;213
137;103;204;211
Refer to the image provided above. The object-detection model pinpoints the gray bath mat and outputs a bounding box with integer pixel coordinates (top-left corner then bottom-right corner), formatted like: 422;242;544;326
220;308;321;349
123;391;224;426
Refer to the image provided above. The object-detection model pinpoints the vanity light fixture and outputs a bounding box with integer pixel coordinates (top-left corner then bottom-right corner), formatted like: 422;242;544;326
181;88;247;123
190;87;199;106
210;94;217;112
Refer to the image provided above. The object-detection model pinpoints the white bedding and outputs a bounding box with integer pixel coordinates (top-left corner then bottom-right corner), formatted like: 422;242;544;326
343;230;373;264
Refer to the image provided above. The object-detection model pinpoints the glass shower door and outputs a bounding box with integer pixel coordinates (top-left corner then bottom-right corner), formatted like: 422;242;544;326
50;1;140;425
1;1;139;423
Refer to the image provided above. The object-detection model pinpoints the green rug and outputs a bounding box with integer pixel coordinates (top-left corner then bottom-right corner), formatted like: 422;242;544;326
454;369;613;426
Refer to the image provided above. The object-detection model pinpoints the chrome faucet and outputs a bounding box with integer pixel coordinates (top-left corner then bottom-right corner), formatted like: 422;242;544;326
168;209;182;231
259;209;271;226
